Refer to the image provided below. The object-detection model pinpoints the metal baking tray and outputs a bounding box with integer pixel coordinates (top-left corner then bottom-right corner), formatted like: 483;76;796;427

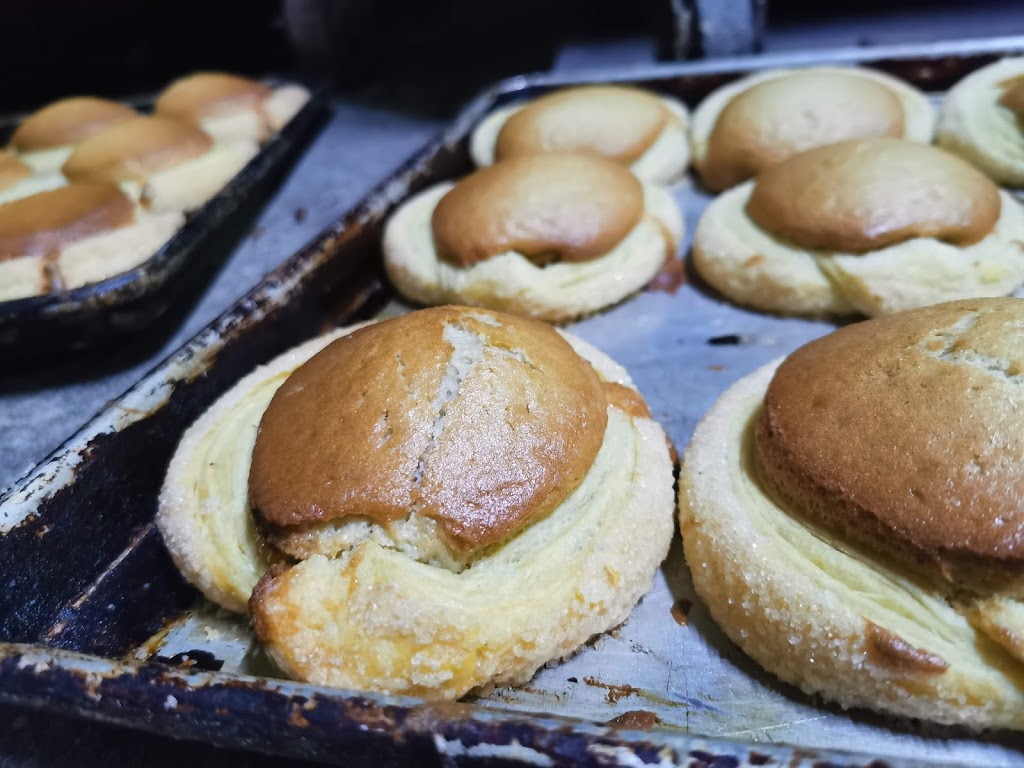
0;83;329;362
1;36;1024;767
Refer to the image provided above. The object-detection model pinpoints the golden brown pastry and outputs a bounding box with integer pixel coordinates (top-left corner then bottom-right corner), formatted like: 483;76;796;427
470;85;690;184
680;298;1024;730
690;67;934;191
383;153;683;322
8;97;138;173
155;72;310;144
61;115;258;213
0;183;183;301
938;57;1024;186
691;137;1024;317
157;306;675;698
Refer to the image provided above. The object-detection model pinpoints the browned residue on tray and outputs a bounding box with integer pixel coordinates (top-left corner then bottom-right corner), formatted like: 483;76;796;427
646;256;686;294
583;676;639;704
606;710;659;729
671;599;692;626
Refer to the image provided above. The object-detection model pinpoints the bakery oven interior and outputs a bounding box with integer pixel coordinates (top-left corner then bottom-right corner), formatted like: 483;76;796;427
3;2;1024;767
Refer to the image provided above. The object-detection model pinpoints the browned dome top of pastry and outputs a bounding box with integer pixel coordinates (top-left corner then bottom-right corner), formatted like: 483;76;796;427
756;298;1024;582
432;153;644;267
249;306;610;556
155;72;272;122
701;70;906;192
746;137;1000;252
495;85;673;164
62;116;213;184
0;151;30;192
0;183;134;261
10;97;137;153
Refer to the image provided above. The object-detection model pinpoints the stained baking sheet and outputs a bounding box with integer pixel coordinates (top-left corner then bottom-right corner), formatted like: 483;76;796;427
1;36;1024;767
0;82;329;361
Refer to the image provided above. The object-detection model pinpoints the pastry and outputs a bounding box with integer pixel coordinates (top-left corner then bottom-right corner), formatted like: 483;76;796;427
383;153;683;322
469;85;690;184
62;115;258;213
155;72;310;144
0;183;183;302
938;57;1024;186
691;137;1024;317
680;298;1024;730
157;306;675;699
690;66;934;191
0;150;65;206
8;96;137;173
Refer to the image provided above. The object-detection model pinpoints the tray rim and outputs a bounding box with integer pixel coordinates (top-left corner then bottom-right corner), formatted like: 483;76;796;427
3;35;1024;767
0;79;330;353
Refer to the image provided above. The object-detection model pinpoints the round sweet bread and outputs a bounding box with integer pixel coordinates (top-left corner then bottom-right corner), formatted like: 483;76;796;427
0;183;183;302
938;57;1024;186
62;115;258;214
680;298;1024;730
156;72;310;144
469;85;689;185
157;306;675;699
690;67;934;192
8;97;138;174
691;137;1024;317
383;153;683;322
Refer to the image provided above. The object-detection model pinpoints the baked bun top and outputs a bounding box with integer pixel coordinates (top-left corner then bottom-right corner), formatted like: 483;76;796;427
10;97;137;152
249;306;609;556
62;116;213;184
0;183;134;261
701;70;906;191
494;85;675;164
0;152;30;192
747;137;1001;252
155;72;273;122
431;153;643;267
755;298;1024;584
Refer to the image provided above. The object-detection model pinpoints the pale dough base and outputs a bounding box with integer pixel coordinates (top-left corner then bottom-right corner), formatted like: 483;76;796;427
937;57;1024;186
692;182;1024;317
157;323;675;699
383;182;683;323
680;361;1024;730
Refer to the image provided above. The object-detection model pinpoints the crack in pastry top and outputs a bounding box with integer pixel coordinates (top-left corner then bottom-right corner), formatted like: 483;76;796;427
431;153;644;267
754;300;1024;598
494;85;673;164
249;307;609;568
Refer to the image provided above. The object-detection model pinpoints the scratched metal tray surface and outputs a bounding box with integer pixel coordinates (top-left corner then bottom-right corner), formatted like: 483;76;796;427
0;83;329;361
1;36;1024;768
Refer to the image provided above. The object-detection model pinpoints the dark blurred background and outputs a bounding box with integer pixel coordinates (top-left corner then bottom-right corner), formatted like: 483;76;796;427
4;0;1023;113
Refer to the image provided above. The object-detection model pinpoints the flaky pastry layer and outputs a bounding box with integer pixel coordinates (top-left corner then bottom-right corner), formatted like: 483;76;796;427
383;182;682;322
938;57;1024;186
692;182;1024;317
680;361;1024;730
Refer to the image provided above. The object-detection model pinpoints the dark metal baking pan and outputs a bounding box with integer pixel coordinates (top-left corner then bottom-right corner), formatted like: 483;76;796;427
0;83;330;362
2;36;1024;767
